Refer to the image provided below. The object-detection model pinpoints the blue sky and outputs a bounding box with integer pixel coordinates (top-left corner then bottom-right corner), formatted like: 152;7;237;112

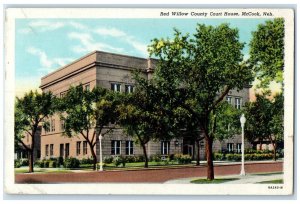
15;18;269;96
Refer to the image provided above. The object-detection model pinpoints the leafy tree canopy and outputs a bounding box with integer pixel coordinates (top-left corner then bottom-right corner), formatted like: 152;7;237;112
147;23;253;179
244;93;283;160
249;18;284;88
15;90;57;172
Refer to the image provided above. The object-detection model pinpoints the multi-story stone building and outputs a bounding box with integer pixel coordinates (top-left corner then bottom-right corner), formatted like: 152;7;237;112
38;50;251;161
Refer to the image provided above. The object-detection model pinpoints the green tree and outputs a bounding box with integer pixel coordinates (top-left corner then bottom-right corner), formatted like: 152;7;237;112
118;76;177;168
211;102;242;143
60;85;119;170
148;24;253;180
244;93;283;160
15;91;56;172
249;18;284;88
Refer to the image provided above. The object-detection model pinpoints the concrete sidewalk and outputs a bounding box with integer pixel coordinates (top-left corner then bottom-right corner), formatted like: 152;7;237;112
164;173;283;184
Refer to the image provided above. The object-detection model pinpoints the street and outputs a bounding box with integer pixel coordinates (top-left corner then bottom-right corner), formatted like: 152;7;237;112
15;161;283;183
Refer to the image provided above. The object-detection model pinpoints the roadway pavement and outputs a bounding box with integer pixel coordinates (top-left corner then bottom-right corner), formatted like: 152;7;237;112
15;161;283;183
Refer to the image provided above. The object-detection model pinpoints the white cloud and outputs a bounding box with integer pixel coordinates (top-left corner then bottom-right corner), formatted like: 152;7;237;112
18;27;32;34
68;32;124;54
69;22;88;30
19;21;88;35
95;28;126;37
27;47;53;68
53;58;74;67
28;20;65;32
27;46;74;73
94;27;148;56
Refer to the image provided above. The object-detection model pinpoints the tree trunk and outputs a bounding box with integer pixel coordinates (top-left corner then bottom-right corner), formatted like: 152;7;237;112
141;143;149;168
28;150;34;173
88;142;98;171
259;141;262;150
269;136;277;161
196;139;200;166
29;127;36;173
205;136;214;180
271;142;277;161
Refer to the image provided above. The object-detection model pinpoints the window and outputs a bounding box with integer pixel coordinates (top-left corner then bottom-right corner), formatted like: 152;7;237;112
111;140;121;155
76;141;81;156
60;120;65;131
161;141;170;155
60;144;64;157
200;141;205;148
85;84;90;91
45;145;49;157
236;143;242;153
125;141;134;155
125;85;134;94
50;144;54;157
51;118;55;132
227;143;234;153
83;141;87;155
235;98;241;109
226;96;232;104
65;143;70;158
111;83;121;92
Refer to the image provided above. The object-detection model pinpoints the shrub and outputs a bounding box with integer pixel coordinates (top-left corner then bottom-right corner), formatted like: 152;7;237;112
57;157;64;166
34;160;41;167
169;154;175;161
44;160;50;168
39;160;45;168
223;153;275;161
174;154;192;164
19;159;29;166
134;155;145;162
277;149;284;158
14;160;21;168
103;156;114;164
213;153;225;161
125;156;136;163
225;154;241;161
150;154;162;162
49;160;57;168
64;157;80;168
113;156;126;167
80;158;94;165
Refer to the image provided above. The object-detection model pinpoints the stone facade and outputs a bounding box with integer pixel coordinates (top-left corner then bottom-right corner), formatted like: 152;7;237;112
38;50;251;161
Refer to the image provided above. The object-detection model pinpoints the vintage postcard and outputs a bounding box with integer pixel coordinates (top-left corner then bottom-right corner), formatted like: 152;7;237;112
4;8;294;195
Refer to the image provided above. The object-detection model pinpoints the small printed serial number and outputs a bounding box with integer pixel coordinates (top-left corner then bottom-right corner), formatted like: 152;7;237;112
268;186;283;189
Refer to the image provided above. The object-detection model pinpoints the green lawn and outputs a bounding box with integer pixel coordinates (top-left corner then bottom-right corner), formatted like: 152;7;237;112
257;179;283;184
250;172;283;176
81;161;194;170
15;168;73;174
190;178;240;184
15;161;193;173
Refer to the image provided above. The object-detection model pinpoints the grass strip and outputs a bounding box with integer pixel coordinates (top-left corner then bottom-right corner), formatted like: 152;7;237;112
190;178;239;184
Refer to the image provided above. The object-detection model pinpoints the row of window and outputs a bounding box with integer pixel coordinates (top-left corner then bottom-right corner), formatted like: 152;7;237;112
226;96;242;109
111;140;134;155
227;143;242;153
45;118;65;133
59;83;134;99
44;140;172;158
111;83;134;94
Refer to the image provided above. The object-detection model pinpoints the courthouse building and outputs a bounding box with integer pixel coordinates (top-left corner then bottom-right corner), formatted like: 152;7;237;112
38;50;251;161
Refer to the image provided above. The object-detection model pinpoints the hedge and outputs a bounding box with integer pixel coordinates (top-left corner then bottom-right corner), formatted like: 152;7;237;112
213;152;279;161
174;154;192;164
